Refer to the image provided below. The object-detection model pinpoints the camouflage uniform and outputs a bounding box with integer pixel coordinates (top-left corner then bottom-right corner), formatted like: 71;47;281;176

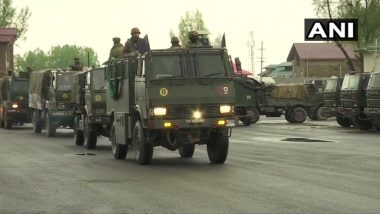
185;30;203;48
123;27;144;55
109;37;124;60
71;57;83;71
170;36;182;49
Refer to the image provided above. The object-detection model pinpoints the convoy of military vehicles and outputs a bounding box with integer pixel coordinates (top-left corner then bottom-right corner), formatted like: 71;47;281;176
1;32;379;166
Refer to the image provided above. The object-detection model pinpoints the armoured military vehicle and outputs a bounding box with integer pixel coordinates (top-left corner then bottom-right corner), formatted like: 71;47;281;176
0;76;31;129
106;48;236;165
72;67;110;148
29;70;76;136
323;76;347;126
364;71;380;131
338;72;371;130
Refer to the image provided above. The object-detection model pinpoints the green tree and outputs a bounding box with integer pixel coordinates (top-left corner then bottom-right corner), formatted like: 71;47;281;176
0;0;31;40
177;9;209;46
16;45;99;71
48;45;99;69
313;0;380;47
15;48;49;71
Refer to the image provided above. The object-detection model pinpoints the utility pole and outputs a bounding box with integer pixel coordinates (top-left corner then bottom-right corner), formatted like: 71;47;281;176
246;31;255;75
258;41;266;82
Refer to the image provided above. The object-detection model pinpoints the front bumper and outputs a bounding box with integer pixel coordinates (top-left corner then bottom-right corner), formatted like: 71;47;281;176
6;109;32;122
147;117;237;129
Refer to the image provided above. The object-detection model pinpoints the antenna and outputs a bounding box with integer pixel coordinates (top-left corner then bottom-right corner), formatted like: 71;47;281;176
258;41;266;82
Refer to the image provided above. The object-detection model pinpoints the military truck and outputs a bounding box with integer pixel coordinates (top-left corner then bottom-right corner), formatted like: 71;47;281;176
0;76;31;129
323;76;348;127
261;83;324;123
72;67;110;148
106;48;236;165
233;76;261;126
29;70;76;136
364;71;380;131
337;72;371;130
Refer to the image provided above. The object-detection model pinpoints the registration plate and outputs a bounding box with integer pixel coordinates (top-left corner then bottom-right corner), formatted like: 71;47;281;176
226;119;236;127
186;119;205;123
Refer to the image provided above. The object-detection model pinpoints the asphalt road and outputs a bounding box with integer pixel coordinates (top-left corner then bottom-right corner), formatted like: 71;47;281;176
0;117;379;214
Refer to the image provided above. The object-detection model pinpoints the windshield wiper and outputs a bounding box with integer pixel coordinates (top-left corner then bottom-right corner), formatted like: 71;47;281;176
202;72;223;77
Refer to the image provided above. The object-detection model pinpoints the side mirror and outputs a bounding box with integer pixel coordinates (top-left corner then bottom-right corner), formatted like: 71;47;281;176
235;57;242;71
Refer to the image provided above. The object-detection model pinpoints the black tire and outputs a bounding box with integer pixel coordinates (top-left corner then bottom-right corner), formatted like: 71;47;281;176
4;112;11;129
84;116;97;149
336;114;351;127
285;113;294;123
374;120;380;131
132;120;153;165
241;117;251;126
74;116;84;146
315;106;328;120
111;123;127;160
32;110;42;134
0;111;4;128
207;132;229;164
250;108;260;124
45;112;56;137
290;107;307;123
178;144;195;158
354;117;372;131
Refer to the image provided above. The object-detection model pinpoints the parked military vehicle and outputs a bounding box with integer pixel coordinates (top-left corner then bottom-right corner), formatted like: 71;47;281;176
337;72;371;130
106;48;237;165
72;67;110;148
323;76;344;124
0;76;31;129
29;70;76;136
364;71;380;131
233;76;261;126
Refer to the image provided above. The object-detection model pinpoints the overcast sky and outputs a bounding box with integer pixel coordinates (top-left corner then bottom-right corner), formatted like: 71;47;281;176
13;0;317;75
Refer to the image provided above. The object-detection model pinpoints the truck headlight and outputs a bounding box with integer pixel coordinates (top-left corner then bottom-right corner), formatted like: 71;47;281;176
12;103;18;108
153;107;166;116
220;105;232;113
193;111;202;119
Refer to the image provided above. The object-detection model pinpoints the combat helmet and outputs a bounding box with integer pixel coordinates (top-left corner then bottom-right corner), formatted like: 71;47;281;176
171;36;180;43
131;27;141;35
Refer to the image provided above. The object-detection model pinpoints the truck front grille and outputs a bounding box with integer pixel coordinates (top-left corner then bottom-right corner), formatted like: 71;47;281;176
367;99;380;108
166;105;221;119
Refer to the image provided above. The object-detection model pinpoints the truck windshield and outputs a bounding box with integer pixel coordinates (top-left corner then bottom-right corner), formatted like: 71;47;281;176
341;75;360;90
324;79;337;92
197;54;227;78
56;74;72;90
367;74;380;89
151;55;183;79
12;80;28;91
92;69;105;90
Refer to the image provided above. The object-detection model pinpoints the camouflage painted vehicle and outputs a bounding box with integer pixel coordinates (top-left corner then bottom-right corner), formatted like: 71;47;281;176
0;76;31;129
364;71;380;131
106;48;237;165
337;72;371;130
72;67;110;148
29;70;76;136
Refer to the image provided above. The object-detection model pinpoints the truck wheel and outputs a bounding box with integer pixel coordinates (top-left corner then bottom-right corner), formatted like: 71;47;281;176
132;120;153;165
241;118;251;126
285;113;294;123
374;121;380;131
315;106;328;120
178;144;195;158
250;109;260;124
354;118;372;131
0;112;4;128
290;107;307;123
32;110;42;133
74;116;84;146
111;123;127;160
45;112;56;137
84;116;97;149
336;114;351;127
207;132;229;164
4;112;11;129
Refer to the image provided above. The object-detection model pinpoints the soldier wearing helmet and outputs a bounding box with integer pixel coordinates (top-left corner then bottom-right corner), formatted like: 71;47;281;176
186;30;203;48
71;57;83;71
109;37;124;60
170;36;182;49
123;27;144;55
